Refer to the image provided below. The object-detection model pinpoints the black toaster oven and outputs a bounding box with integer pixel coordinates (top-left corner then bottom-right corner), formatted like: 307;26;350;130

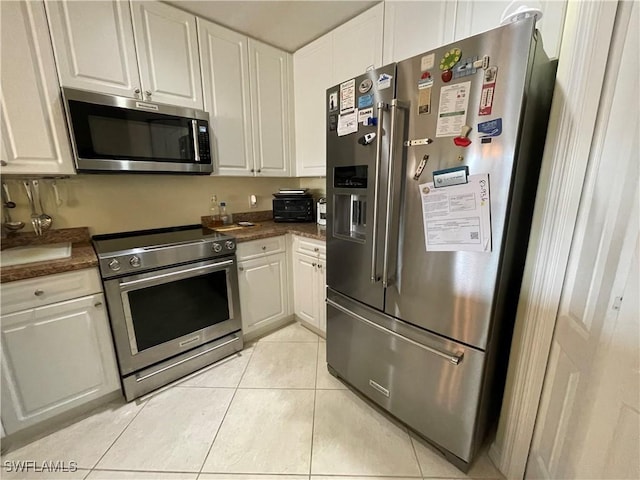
273;196;315;222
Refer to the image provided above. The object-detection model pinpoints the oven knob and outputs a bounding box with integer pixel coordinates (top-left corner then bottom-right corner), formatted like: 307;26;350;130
212;242;223;253
225;240;235;250
108;259;121;271
129;256;141;267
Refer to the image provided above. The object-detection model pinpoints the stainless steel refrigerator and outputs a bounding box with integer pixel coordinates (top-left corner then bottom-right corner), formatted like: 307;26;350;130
325;17;556;470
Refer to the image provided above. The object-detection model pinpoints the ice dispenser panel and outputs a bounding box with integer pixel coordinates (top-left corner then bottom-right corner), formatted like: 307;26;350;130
334;165;367;188
334;194;367;242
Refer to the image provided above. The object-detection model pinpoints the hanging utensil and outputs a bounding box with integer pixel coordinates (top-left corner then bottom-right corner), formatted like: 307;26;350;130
32;180;52;232
2;182;24;231
51;180;63;207
23;180;41;235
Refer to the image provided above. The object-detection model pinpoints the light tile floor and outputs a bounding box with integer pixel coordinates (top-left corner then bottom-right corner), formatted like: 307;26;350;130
1;322;504;480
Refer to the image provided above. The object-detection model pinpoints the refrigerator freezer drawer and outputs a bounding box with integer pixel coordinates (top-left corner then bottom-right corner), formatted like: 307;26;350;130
326;290;486;463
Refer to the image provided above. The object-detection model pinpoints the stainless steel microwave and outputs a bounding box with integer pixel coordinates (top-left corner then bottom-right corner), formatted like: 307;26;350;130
62;88;213;174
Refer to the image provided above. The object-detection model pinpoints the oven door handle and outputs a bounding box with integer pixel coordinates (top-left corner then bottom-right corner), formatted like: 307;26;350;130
119;259;234;291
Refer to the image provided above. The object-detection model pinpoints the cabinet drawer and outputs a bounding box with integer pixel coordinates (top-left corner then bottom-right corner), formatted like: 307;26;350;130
293;235;326;259
236;236;286;261
1;269;102;315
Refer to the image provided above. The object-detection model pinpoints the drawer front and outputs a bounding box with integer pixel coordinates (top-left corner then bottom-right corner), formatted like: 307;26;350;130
326;290;485;462
1;269;103;314
236;235;286;261
293;235;326;259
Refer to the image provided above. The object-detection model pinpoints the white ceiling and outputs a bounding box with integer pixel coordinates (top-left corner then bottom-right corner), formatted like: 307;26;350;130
165;0;381;52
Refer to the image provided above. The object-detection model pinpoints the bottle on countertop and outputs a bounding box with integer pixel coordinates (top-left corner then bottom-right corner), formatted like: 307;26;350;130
210;195;222;226
219;201;233;225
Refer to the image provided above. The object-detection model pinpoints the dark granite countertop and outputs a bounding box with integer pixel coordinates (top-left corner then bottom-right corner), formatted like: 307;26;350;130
1;227;98;283
201;211;326;243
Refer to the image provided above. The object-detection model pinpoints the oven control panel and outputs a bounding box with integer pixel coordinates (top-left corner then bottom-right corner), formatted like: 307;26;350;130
96;232;237;279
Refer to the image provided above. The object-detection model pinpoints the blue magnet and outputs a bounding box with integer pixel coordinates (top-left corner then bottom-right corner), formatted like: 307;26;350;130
358;94;374;109
478;118;502;137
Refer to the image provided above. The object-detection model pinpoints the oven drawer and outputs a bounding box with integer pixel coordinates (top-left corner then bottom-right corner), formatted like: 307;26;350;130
1;268;102;314
326;290;485;463
236;236;285;261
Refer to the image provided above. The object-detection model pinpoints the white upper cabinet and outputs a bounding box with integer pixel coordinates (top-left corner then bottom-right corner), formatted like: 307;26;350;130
46;0;204;108
248;39;293;177
453;1;566;58
198;19;254;175
292;3;383;177
293;35;332;177
331;3;384;85
45;0;140;98
383;1;456;64
130;1;203;109
0;1;74;175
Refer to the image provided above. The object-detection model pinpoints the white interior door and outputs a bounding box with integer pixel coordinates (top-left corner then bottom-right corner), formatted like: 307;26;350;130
526;3;639;478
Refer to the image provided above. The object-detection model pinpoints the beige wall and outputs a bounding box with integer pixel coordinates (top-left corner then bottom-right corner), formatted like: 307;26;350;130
4;175;300;235
299;177;326;197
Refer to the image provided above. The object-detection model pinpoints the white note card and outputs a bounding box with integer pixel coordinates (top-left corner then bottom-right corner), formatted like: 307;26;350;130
337;111;358;136
418;173;492;252
436;81;471;137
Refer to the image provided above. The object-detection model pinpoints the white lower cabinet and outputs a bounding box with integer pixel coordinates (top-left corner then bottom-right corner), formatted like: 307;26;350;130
237;237;290;338
0;269;120;435
291;236;326;335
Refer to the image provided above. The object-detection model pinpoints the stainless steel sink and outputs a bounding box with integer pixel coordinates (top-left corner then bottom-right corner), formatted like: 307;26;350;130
1;242;72;267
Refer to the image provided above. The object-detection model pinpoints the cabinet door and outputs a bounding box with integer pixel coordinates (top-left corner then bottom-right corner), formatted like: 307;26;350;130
1;294;120;434
45;0;141;98
293;35;332;177
0;1;74;175
238;253;288;335
382;1;456;64
292;252;318;328
198;19;254;176
454;1;566;59
130;1;203;109
248;39;292;177
317;259;327;334
331;3;384;84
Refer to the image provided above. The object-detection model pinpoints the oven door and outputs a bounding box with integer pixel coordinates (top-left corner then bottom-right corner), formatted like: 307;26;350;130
103;257;241;375
63;88;212;174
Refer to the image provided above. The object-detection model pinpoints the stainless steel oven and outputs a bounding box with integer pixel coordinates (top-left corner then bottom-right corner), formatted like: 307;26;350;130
63;88;213;174
93;225;241;400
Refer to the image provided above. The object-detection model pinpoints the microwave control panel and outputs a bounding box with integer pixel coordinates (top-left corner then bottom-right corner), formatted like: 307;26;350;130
198;124;211;162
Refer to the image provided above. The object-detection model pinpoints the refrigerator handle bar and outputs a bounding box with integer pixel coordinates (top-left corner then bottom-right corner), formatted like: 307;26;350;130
382;100;408;287
326;298;464;365
370;101;387;283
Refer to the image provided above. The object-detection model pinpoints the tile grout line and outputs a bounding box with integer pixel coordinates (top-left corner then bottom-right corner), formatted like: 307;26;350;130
408;430;425;479
197;341;257;477
87;398;152;473
308;335;321;478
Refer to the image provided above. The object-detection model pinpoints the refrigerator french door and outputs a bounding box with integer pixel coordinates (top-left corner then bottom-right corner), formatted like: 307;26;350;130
325;17;556;470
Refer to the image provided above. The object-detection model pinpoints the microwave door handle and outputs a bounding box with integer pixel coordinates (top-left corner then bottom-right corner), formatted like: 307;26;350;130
192;120;200;162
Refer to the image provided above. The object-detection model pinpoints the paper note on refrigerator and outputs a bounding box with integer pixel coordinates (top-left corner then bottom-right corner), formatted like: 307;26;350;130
418;173;492;252
337;111;358;136
436;81;471;137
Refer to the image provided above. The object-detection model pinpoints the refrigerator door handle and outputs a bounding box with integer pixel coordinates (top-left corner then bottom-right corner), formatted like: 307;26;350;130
326;298;464;365
370;101;388;283
382;100;408;287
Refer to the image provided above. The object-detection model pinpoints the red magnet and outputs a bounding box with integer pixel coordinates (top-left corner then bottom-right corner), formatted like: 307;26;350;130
454;125;472;147
441;69;453;83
